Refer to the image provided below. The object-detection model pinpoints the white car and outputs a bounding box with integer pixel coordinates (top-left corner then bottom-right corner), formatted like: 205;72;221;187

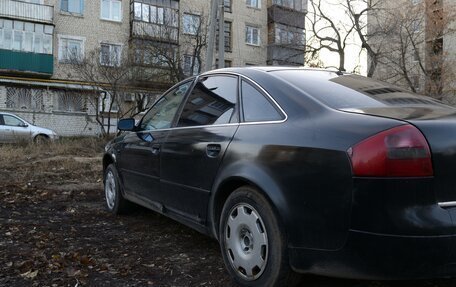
0;112;58;143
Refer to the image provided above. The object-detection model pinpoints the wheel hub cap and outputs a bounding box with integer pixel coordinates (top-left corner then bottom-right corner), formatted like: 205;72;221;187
105;171;116;210
224;203;268;281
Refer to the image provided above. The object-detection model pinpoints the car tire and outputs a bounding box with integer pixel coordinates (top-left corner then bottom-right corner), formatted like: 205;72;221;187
34;134;49;144
219;186;299;287
104;164;132;214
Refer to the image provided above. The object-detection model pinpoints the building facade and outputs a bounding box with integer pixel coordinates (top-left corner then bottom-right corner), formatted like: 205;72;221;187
0;0;307;137
368;0;456;104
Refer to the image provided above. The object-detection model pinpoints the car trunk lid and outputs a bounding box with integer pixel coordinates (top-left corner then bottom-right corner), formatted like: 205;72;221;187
341;105;456;203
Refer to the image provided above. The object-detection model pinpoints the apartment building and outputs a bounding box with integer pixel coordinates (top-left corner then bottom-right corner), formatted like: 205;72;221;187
0;0;307;136
368;0;455;104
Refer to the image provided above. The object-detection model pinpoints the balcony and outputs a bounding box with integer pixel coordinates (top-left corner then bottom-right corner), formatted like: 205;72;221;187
131;21;178;43
268;5;306;29
0;49;53;76
0;0;53;24
267;45;305;66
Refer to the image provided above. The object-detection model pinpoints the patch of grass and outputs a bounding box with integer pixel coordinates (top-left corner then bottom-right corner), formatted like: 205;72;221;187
0;137;108;168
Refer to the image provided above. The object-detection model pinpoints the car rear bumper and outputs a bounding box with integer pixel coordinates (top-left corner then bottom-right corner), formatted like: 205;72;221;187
289;229;456;280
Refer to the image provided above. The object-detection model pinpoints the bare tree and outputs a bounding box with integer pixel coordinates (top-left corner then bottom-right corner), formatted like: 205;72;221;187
67;44;153;136
306;0;356;72
344;0;387;77
368;0;456;99
131;7;208;84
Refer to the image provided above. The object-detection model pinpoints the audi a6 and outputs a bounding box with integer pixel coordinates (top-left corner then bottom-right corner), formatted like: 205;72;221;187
103;67;456;286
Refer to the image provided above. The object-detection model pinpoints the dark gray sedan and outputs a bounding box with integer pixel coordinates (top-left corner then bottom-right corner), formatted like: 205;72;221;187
103;67;456;286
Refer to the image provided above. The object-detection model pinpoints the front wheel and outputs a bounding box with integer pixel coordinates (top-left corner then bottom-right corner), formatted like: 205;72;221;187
104;164;132;214
219;186;298;287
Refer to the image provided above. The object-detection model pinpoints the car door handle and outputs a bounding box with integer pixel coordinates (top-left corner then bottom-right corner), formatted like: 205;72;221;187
206;144;221;158
151;144;161;155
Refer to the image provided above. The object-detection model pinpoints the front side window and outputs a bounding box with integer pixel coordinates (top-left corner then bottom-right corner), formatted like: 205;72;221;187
177;76;238;127
183;14;200;35
140;81;192;130
59;36;84;62
61;0;84;14
241;80;283;122
245;26;260;46
100;43;122;66
3;115;24;127
101;0;122;21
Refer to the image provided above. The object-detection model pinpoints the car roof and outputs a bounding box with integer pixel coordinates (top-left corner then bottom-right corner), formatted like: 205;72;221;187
202;66;344;77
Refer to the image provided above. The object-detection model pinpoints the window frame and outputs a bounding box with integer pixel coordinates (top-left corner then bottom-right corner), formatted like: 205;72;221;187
100;43;122;66
60;0;84;15
175;74;240;128
245;25;260;46
182;13;201;35
2;114;26;127
58;34;85;63
100;0;122;22
240;78;286;123
138;78;196;131
183;54;200;76
246;0;261;9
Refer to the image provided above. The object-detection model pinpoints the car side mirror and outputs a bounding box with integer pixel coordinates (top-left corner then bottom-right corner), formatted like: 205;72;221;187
20;123;28;128
117;118;136;131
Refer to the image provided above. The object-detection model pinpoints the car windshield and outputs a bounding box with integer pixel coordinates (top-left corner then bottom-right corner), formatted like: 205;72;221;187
271;70;446;110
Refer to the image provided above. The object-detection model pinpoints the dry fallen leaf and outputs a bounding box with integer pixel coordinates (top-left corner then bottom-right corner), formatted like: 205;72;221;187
20;270;38;279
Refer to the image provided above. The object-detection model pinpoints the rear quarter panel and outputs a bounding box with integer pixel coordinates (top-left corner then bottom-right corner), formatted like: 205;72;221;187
212;110;405;250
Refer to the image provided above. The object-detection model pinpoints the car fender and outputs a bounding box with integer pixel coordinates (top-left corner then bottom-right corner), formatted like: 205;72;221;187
208;159;291;240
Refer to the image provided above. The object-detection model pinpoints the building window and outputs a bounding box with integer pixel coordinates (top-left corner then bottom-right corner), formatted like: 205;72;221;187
245;26;260;46
411;19;421;33
183;14;200;35
132;1;178;27
413;47;420;62
59;35;84;63
0;20;53;54
99;92;119;113
6;87;44;111
272;0;304;11
274;23;305;45
217;21;232;52
224;0;232;12
100;43;122;66
101;0;122;22
215;59;232;68
57;91;85;112
183;55;200;76
60;0;84;15
247;0;261;9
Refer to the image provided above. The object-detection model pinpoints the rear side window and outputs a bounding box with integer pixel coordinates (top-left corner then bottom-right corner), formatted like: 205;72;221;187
177;75;238;127
241;80;283;122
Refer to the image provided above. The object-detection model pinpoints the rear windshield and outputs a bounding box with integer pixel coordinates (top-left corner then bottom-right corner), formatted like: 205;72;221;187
271;70;446;109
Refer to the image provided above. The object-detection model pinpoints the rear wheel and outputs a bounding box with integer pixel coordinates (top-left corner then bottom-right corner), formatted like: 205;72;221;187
104;164;132;214
219;186;298;286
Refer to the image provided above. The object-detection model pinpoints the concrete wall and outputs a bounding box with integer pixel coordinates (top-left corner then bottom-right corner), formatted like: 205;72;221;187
0;85;100;136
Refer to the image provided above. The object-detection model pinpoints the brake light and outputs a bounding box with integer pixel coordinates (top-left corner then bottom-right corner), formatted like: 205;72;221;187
348;125;433;177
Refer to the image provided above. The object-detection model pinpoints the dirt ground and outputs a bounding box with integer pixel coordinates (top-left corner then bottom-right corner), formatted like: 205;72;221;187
1;138;456;287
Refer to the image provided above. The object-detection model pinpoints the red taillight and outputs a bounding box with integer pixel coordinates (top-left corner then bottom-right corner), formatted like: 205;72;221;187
348;125;433;177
